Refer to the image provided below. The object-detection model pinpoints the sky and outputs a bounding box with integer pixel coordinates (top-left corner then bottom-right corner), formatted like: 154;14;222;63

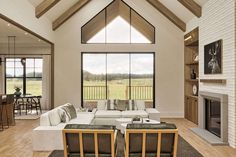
83;53;154;75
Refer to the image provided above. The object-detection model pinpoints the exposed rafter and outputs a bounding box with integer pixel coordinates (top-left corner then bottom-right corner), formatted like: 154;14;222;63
146;0;186;32
52;0;91;31
36;0;61;18
178;0;202;17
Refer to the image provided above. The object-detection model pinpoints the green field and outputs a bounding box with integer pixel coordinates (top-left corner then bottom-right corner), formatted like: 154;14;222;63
83;78;153;100
6;78;42;96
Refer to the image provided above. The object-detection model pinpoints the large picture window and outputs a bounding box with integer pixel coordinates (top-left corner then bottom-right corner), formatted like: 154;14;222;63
5;58;43;95
82;53;155;107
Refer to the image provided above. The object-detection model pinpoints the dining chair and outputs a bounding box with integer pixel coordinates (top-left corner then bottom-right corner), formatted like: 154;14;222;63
30;96;42;115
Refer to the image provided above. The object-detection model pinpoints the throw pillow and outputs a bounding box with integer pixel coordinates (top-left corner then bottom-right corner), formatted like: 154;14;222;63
128;100;137;110
115;100;128;111
107;99;116;110
48;108;61;126
65;103;77;119
135;100;145;110
58;108;70;123
97;100;107;110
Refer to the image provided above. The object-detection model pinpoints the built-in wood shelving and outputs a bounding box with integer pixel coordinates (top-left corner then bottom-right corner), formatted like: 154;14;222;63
184;27;199;125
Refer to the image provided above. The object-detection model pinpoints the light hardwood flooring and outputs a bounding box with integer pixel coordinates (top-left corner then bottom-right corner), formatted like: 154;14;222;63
0;118;235;157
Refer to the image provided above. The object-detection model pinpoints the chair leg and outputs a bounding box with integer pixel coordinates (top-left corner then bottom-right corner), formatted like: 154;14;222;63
0;105;3;131
4;105;9;129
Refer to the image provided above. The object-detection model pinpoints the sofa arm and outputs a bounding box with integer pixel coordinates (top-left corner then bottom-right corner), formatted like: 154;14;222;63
91;108;97;113
146;108;160;121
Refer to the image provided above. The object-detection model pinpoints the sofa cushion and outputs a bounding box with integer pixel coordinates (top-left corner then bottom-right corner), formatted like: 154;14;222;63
135;100;145;110
58;108;70;123
127;100;137;111
122;110;148;118
62;103;77;119
48;108;61;126
97;100;107;110
95;110;121;118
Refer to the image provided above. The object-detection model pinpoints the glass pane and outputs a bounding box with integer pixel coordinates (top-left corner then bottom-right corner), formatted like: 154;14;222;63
107;54;129;99
82;10;106;43
35;68;42;77
15;68;23;77
6;78;23;94
26;68;34;77
130;54;154;106
83;54;106;101
15;61;23;68
26;59;34;68
6;68;14;77
131;10;154;43
35;59;43;68
26;78;42;95
6;61;14;68
106;0;130;43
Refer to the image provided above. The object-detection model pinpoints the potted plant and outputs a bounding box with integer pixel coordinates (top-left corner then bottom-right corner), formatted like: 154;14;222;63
14;86;22;97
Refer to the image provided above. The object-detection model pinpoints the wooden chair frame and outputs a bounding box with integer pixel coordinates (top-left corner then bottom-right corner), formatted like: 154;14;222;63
125;129;178;157
63;129;117;157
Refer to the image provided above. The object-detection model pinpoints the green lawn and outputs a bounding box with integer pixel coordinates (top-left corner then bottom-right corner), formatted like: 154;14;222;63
6;78;42;96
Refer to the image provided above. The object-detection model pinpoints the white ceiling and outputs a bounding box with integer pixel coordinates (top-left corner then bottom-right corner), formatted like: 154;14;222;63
27;0;209;23
0;18;50;47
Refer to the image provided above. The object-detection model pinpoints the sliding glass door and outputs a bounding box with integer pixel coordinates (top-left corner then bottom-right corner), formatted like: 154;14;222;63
82;53;155;107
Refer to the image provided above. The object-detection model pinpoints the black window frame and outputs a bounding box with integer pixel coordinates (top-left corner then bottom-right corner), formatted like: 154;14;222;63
5;57;43;95
81;52;155;108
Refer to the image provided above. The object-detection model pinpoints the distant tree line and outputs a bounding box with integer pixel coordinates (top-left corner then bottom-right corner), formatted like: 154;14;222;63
83;70;153;81
6;72;42;78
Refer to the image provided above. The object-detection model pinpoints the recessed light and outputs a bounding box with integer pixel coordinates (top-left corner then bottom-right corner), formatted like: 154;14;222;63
7;23;11;27
24;32;28;35
38;39;41;42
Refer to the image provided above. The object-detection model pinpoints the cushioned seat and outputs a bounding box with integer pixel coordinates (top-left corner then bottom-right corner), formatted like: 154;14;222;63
95;110;121;118
121;110;148;118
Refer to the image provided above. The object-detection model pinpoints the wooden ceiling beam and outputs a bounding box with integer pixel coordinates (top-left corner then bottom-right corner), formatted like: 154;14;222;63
36;0;61;18
146;0;186;32
178;0;202;17
52;0;91;31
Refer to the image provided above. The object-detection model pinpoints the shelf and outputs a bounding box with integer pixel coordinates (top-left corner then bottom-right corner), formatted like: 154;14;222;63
185;95;198;99
185;79;199;82
200;79;226;84
185;62;199;65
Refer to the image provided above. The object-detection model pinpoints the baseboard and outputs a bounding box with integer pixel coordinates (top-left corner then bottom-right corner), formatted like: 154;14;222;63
160;111;184;118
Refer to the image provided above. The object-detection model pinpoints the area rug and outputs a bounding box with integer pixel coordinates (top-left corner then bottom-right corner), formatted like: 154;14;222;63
48;132;203;157
15;110;47;120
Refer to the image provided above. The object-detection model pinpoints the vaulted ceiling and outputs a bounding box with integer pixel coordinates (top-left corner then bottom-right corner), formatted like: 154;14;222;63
28;0;209;32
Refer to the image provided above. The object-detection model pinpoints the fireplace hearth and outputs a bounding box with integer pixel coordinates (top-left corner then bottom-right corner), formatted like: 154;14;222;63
191;91;228;145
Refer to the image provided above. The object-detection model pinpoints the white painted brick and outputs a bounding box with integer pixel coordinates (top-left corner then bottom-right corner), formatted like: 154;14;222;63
187;0;236;148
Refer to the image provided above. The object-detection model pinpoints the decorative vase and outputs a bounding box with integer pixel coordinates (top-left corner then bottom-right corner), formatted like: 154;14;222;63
14;88;22;97
191;69;197;79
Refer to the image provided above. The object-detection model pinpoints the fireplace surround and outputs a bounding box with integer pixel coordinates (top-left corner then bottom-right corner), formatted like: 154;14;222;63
192;91;228;145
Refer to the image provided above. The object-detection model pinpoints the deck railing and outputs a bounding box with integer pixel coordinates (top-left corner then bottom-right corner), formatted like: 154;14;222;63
83;86;153;100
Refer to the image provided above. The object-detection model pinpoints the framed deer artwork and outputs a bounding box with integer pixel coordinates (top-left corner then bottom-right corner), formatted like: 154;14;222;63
204;39;222;74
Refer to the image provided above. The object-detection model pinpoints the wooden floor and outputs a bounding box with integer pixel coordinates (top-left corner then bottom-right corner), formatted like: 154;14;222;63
0;118;235;157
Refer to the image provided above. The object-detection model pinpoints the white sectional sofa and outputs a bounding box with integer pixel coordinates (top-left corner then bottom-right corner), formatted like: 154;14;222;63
33;101;160;151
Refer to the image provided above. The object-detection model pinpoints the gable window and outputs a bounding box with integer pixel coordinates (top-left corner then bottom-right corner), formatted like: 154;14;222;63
82;53;155;107
81;0;155;44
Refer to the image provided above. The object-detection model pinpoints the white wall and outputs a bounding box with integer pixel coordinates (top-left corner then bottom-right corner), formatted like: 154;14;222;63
54;0;184;117
186;0;236;148
0;0;54;42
